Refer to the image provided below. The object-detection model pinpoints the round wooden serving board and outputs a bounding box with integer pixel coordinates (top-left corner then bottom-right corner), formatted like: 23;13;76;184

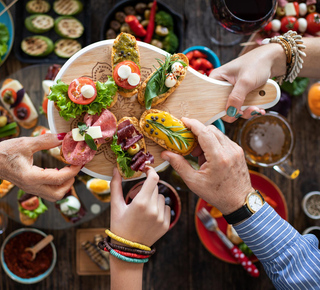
48;40;280;181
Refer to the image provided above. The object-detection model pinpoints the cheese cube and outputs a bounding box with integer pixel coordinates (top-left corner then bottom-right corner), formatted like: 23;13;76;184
72;126;102;141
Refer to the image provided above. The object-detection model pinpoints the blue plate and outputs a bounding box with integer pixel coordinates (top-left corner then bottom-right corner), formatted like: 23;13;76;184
0;0;14;66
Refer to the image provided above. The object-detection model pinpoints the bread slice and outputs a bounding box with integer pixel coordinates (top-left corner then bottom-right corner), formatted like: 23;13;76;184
116;117;146;179
19;212;37;226
139;109;197;156
138;53;189;108
112;33;141;98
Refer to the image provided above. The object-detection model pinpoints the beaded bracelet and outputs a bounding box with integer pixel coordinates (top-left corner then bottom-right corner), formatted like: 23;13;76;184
112;248;150;259
105;229;151;251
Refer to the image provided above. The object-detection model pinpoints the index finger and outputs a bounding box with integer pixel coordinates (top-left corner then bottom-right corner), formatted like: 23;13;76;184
136;167;159;200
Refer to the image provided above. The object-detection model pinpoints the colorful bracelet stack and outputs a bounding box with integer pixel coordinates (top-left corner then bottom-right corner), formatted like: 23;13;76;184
262;30;306;85
100;229;156;264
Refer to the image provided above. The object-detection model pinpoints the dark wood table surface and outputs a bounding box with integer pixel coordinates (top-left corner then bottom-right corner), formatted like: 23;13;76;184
1;0;320;289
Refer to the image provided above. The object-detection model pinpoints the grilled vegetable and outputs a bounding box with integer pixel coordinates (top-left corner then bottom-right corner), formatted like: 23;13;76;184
21;36;54;57
53;0;83;16
81;241;109;271
54;39;81;58
25;14;54;34
94;234;110;260
54;16;84;39
26;0;50;14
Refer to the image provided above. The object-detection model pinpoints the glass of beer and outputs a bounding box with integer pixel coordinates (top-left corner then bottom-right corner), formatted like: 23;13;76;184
238;112;299;179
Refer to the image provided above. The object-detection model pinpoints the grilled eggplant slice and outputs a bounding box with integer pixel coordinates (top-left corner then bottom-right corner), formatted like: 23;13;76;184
21;36;54;57
54;16;84;39
26;0;50;14
54;39;81;58
53;0;83;16
25;14;54;33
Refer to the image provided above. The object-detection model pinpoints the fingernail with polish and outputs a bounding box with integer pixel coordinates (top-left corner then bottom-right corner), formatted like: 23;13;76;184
81;165;85;169
251;111;259;116
227;106;237;117
57;133;67;140
235;113;242;118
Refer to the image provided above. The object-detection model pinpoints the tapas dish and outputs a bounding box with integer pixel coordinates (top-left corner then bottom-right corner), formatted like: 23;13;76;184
0;105;19;141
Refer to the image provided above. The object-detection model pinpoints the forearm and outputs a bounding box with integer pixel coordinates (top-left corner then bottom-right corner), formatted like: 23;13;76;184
110;256;144;290
234;204;320;289
298;37;320;78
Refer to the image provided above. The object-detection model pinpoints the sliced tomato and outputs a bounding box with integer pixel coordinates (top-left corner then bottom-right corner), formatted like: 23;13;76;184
1;88;17;102
42;96;48;115
306;13;320;35
113;61;141;90
21;196;39;211
68;77;97;105
13;103;30;120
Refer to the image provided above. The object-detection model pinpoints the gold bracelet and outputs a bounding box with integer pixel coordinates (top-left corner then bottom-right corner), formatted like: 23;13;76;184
105;229;151;251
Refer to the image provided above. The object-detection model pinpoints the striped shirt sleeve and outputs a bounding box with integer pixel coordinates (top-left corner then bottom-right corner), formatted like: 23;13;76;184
234;203;320;289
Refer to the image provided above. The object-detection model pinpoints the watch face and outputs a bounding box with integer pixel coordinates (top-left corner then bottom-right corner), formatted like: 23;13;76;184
248;194;264;212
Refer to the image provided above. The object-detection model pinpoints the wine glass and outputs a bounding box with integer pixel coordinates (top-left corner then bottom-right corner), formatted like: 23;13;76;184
208;0;277;46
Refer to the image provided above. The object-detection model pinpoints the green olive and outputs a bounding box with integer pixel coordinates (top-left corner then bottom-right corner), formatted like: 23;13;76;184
276;7;285;17
307;4;316;13
141;19;149;28
144;9;150;20
120;23;132;33
151;39;163;49
0;116;8;128
3;91;14;105
127;143;140;155
155;25;169;37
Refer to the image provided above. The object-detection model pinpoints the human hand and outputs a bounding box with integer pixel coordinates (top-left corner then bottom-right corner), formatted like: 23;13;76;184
0;134;80;202
110;167;170;247
161;118;254;215
210;43;286;123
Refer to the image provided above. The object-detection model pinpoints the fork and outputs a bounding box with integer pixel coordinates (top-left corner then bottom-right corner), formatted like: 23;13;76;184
197;207;260;277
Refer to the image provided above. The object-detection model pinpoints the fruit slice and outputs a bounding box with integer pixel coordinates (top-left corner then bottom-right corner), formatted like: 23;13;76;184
26;0;50;14
53;0;83;16
25;14;54;34
54;39;81;58
21;36;54;57
54;16;84;39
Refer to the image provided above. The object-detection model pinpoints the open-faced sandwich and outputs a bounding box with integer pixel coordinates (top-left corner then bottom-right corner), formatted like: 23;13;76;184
0;180;14;198
138;53;188;109
60;109;117;166
55;186;86;223
111;117;154;179
140;109;197;156
112;33;141;98
18;190;48;226
0;79;38;129
0;105;19;141
48;76;117;121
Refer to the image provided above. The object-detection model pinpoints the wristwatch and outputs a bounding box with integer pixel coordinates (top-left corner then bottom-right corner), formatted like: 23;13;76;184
223;190;265;225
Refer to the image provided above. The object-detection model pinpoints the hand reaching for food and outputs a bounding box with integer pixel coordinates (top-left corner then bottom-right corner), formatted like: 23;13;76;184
0;133;81;202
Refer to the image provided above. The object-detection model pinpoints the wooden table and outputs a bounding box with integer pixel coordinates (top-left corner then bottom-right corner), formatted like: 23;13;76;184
1;0;319;289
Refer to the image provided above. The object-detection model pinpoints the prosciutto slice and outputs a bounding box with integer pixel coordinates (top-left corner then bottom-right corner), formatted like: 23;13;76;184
62;109;117;165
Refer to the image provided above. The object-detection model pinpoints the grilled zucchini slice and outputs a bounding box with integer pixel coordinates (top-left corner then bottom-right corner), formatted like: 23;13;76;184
53;0;83;16
26;0;50;14
25;14;54;34
21;36;54;57
54;39;81;58
54;16;84;39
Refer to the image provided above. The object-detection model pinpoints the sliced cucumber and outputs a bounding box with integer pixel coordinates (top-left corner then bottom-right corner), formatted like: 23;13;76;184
54;16;84;39
21;36;54;57
54;39;81;58
26;0;50;14
25;14;54;34
53;0;83;16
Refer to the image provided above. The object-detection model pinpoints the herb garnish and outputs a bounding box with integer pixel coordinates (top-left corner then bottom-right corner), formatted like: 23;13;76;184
68;205;78;211
147;119;193;150
56;198;69;204
77;122;97;151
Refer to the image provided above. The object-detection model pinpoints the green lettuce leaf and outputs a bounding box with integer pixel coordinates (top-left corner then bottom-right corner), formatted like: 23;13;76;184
0;23;9;61
110;135;135;178
18;189;48;219
48;77;118;121
280;77;310;97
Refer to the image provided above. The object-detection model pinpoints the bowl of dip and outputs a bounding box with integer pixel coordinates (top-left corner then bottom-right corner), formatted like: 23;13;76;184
302;191;320;220
0;228;56;284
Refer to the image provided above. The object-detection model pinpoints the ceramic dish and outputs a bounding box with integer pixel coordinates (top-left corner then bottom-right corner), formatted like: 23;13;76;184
301;191;320;220
0;0;14;66
182;45;221;69
195;170;288;264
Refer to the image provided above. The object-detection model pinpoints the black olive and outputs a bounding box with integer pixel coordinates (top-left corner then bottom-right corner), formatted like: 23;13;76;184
121;50;124;54
151;116;155;120
106;28;116;39
16;107;28;120
110;20;121;32
165;196;172;207
150;129;154;134
135;3;147;14
124;6;136;15
161;118;165;122
115;11;126;23
145;124;149;128
123;54;126;58
155;116;159;120
155;132;158;135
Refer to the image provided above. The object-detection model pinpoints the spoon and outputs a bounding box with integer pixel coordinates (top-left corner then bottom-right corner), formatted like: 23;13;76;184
24;234;54;261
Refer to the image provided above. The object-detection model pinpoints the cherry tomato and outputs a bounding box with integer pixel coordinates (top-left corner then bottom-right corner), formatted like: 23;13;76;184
280;16;299;33
306;13;320;35
68;77;97;105
199;58;213;70
190;58;201;71
21;196;39;211
42;97;48;115
185;51;194;61
263;21;272;32
113;61;141;90
193;50;207;59
13;103;30;120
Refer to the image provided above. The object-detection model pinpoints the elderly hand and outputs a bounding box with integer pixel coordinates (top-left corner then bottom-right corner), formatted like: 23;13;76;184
110;167;170;247
0;133;80;202
161;118;254;215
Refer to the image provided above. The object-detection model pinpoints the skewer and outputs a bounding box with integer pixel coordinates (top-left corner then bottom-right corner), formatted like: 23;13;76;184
240;41;258;47
0;0;19;17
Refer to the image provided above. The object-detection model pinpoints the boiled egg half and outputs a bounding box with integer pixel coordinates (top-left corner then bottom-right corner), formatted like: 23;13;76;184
86;178;111;195
60;196;81;216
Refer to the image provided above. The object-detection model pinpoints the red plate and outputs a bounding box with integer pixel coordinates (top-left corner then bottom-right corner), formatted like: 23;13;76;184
195;170;288;264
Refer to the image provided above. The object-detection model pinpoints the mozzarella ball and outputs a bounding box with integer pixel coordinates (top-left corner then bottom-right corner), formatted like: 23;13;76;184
60;196;81;216
164;73;177;88
271;19;281;32
127;73;140;86
298;18;308;33
171;62;184;77
118;65;131;79
299;3;307;16
81;85;95;99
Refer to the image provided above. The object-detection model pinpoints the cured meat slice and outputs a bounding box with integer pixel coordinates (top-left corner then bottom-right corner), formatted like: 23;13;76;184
123;134;143;150
117;124;135;144
117;119;130;131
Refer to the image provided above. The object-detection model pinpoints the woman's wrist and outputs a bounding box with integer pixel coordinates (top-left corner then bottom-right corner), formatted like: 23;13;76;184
268;43;287;79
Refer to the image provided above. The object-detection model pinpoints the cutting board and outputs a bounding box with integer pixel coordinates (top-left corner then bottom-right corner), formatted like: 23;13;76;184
48;40;280;181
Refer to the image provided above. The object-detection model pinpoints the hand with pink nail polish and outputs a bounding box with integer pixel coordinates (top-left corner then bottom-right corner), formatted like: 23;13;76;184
0;133;81;202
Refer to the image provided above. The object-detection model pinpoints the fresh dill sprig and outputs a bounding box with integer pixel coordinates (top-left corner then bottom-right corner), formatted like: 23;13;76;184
147;119;194;150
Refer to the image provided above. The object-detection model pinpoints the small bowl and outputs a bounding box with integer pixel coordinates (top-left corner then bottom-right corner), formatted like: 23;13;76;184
1;228;56;284
302;191;320;220
302;226;320;236
126;180;181;230
182;45;221;69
